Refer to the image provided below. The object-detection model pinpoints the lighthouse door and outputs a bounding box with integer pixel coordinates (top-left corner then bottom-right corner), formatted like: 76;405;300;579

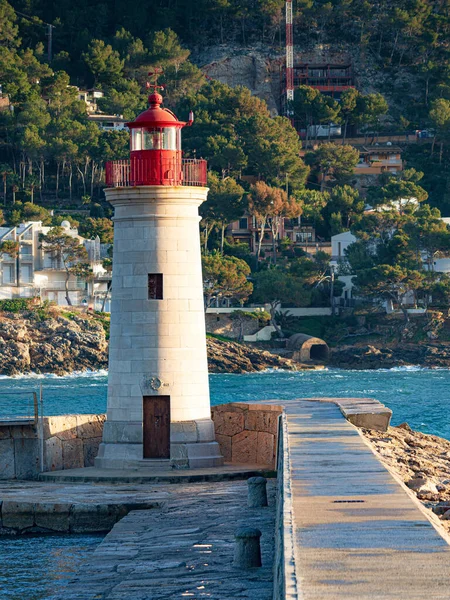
143;396;170;459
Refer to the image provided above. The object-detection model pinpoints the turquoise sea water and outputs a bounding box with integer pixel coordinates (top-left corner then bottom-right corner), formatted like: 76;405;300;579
1;366;450;438
0;534;102;600
1;366;450;599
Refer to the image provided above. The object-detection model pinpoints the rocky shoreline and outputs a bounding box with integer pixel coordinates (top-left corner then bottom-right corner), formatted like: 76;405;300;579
0;312;109;376
363;424;450;535
206;337;302;373
329;343;450;370
3;309;450;375
0;311;303;376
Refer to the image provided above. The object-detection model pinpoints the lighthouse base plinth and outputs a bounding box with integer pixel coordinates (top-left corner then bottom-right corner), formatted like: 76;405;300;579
95;417;223;470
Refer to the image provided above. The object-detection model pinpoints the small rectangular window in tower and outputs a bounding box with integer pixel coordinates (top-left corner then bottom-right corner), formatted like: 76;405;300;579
148;274;163;299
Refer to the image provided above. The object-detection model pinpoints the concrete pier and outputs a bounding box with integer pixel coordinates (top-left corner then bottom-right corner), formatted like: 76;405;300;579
5;397;450;599
274;398;450;599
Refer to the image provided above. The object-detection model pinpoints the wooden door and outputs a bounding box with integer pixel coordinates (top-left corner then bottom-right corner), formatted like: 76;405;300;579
143;396;170;459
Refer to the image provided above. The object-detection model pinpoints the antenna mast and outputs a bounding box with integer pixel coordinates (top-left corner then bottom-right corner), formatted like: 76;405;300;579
286;0;294;116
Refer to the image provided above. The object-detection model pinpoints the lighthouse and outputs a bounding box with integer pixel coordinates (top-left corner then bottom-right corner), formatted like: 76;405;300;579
95;82;223;469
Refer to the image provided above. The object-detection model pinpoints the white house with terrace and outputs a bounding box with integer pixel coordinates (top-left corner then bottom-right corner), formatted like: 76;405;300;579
330;216;450;309
0;220;109;306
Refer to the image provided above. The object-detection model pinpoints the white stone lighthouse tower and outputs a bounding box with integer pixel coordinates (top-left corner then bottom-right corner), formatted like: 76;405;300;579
95;85;223;469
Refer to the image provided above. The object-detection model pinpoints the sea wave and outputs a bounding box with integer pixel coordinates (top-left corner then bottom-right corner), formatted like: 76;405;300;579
0;369;108;381
335;365;450;373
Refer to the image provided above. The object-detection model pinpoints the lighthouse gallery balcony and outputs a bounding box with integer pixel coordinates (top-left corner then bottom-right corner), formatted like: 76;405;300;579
105;157;207;188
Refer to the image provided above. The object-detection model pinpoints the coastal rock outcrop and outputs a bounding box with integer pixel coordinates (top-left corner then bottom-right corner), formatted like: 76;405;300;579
0;310;303;376
363;425;450;533
0;313;108;376
329;343;450;369
206;337;300;373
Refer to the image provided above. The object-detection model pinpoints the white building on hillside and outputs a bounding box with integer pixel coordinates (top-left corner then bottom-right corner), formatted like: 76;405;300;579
0;221;110;306
331;231;357;264
331;218;450;309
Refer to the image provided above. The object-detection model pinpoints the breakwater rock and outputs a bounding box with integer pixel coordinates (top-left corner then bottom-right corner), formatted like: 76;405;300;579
363;424;450;535
329;343;450;370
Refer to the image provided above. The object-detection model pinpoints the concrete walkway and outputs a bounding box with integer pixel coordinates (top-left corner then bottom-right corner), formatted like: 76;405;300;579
283;399;450;599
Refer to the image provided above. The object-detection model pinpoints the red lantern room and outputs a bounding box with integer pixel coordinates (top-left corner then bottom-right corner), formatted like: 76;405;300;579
105;75;206;188
127;91;185;186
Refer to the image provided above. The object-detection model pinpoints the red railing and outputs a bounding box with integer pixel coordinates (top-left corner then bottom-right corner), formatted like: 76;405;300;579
105;157;207;187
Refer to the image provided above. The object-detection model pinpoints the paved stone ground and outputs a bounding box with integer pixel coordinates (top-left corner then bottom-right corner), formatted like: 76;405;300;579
39;463;275;484
0;481;169;505
48;479;276;600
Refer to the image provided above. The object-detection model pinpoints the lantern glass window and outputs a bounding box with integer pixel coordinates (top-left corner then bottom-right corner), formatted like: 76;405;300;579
143;129;162;150
163;127;178;150
139;128;179;151
131;129;142;151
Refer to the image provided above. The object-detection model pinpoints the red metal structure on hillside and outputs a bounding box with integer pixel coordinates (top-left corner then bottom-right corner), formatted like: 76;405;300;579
282;2;355;120
285;0;294;115
105;75;206;188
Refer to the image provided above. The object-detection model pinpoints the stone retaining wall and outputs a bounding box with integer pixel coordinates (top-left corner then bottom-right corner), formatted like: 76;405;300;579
0;500;127;534
0;496;164;535
0;414;105;480
1;404;283;480
211;403;282;468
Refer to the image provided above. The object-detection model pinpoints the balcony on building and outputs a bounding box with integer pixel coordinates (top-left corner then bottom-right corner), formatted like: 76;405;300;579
354;145;403;175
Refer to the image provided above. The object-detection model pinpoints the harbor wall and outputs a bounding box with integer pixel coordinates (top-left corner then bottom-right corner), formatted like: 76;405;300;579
0;415;105;479
0;404;283;479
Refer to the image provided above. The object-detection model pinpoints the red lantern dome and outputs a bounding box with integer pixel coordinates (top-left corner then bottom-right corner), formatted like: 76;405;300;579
129;93;183;128
105;83;206;188
125;92;187;186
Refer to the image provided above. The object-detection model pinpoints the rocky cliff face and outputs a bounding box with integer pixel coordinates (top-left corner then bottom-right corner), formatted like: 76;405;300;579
0;311;302;376
194;43;413;120
0;313;109;376
199;48;280;114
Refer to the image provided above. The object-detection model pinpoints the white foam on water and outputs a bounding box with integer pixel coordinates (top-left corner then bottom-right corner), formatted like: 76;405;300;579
0;369;108;381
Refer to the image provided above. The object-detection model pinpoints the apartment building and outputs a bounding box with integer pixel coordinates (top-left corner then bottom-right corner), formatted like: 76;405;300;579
0;221;110;306
75;87;128;131
354;145;403;175
227;216;331;258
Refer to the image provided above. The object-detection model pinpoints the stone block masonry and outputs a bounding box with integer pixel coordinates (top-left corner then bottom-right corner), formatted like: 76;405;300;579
0;414;105;480
212;403;283;468
0;398;391;480
97;185;223;469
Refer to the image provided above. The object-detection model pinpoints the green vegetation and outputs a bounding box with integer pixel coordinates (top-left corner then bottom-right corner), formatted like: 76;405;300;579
31;299;53;321
0;298;31;312
93;311;110;339
0;0;449;215
206;332;235;343
202;252;253;308
346;179;450;321
1;0;450;334
0;239;19;257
